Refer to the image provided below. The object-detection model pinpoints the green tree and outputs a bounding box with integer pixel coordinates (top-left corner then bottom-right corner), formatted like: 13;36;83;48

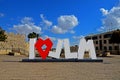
110;29;120;54
0;27;7;41
28;32;39;40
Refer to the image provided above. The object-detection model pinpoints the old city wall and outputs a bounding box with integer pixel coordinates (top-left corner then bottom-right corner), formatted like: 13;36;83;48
0;33;29;56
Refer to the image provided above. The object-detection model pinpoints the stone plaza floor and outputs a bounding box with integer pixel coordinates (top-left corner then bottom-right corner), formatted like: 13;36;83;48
0;55;120;80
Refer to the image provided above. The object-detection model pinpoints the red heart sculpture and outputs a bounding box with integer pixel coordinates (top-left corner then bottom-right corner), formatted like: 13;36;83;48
35;38;53;60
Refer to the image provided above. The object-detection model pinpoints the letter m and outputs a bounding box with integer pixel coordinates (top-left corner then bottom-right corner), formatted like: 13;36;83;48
78;38;97;59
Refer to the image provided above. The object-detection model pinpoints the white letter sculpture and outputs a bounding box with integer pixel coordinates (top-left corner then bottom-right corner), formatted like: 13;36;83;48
28;37;97;59
48;39;77;59
21;37;103;62
78;37;97;59
29;38;36;59
63;39;77;59
48;39;63;59
49;37;97;59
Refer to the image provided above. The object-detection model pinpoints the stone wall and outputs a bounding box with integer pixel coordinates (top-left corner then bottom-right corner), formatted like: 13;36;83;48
0;33;29;55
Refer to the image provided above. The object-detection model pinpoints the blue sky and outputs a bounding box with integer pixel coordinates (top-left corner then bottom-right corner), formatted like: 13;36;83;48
0;0;120;46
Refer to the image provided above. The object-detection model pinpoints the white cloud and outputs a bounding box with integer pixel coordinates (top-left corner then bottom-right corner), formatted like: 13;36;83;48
52;15;78;34
58;15;78;29
0;13;4;17
100;8;108;15
99;6;120;32
72;35;83;40
13;17;41;35
44;35;56;41
70;30;75;34
72;35;84;45
21;17;33;24
52;25;67;34
40;14;52;28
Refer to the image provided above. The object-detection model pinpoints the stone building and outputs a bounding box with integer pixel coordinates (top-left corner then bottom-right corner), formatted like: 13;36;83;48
0;32;29;55
85;30;119;55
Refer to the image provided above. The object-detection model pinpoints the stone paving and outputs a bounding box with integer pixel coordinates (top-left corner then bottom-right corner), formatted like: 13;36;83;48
0;55;120;80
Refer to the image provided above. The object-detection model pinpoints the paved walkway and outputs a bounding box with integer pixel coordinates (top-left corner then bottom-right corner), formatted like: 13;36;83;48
0;55;120;80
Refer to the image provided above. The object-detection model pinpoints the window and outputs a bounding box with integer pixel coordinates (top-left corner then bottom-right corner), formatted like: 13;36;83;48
104;34;112;38
96;47;98;50
92;36;98;40
96;41;98;44
86;37;91;41
109;39;112;44
99;40;102;50
104;46;107;51
114;46;119;50
109;46;112;50
99;35;101;38
104;40;107;44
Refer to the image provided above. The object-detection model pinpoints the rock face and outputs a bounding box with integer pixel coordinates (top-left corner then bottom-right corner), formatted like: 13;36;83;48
0;33;29;55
